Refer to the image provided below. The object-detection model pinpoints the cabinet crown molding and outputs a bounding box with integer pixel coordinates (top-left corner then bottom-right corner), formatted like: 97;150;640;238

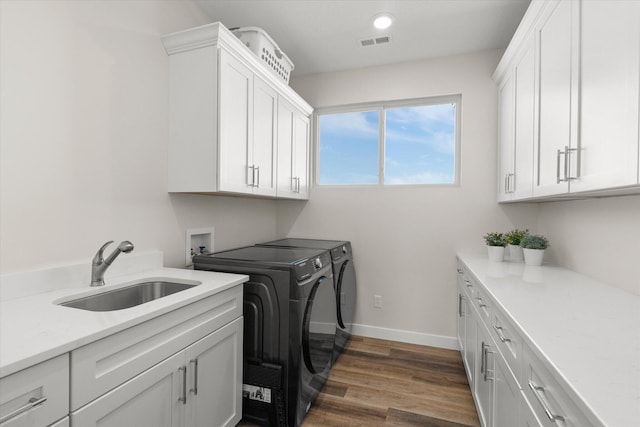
162;22;312;115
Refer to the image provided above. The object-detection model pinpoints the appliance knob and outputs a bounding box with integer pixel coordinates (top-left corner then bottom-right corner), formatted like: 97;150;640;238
314;257;322;269
342;246;347;254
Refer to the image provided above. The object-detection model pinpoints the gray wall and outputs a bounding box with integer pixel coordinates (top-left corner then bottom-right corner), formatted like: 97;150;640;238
0;0;278;273
281;51;538;344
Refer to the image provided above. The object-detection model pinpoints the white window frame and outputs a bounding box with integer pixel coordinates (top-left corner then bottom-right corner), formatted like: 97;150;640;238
314;94;462;187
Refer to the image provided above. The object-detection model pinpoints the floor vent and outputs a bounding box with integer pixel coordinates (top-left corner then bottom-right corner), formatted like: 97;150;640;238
359;35;392;47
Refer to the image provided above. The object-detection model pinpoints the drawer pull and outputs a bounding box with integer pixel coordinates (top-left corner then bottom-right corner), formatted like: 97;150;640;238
457;268;463;274
0;396;47;424
528;381;566;423
476;297;487;308
493;324;512;343
464;280;472;288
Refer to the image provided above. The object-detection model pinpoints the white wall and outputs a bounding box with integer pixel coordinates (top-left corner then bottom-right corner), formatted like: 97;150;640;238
281;52;539;346
0;0;278;274
537;195;640;295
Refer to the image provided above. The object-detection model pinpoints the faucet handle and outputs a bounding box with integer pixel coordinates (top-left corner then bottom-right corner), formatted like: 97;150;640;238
93;240;114;264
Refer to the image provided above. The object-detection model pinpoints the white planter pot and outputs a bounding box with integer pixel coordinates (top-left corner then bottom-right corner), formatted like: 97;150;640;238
487;246;505;262
523;248;545;266
508;244;524;262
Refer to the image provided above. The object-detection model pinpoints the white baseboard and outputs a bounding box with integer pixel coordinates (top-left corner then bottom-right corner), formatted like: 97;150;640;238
351;324;460;351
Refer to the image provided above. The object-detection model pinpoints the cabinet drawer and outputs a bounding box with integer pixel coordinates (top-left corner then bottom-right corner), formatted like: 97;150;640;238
522;345;595;427
473;286;493;325
70;285;242;410
456;263;476;299
490;307;523;386
0;354;69;427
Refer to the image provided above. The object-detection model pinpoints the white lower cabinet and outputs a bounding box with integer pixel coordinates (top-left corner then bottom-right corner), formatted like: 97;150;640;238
457;258;599;427
0;354;69;427
70;285;243;427
522;344;592;427
474;325;494;427
72;317;243;427
71;351;183;427
493;352;520;427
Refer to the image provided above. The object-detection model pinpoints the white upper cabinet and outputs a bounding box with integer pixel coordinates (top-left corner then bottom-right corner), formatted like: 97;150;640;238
497;73;515;202
494;0;640;201
218;51;254;194
497;34;535;202
571;0;640;192
534;0;577;197
162;23;312;198
276;97;310;199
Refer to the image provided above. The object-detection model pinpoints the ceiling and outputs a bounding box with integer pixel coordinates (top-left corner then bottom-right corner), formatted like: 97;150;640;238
195;0;531;77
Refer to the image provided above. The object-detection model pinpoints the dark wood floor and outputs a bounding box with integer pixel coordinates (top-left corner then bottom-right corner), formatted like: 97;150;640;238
242;336;480;426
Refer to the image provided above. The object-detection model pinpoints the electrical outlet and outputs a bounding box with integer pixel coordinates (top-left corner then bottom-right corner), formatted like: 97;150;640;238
374;294;382;309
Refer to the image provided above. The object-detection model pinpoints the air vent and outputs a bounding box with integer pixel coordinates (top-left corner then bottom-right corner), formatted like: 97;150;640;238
359;35;392;47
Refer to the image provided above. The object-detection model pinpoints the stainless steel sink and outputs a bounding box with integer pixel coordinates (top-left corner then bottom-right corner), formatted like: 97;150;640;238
59;281;197;311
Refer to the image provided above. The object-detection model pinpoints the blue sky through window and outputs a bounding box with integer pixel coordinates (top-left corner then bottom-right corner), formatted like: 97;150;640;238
318;102;456;185
319;111;379;185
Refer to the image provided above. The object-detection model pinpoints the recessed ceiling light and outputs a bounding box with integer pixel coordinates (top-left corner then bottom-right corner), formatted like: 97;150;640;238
373;13;394;30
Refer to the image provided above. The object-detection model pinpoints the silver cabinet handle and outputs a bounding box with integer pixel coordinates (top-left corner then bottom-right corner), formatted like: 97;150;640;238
178;366;187;404
464;279;472;288
190;359;199;395
296;177;301;193
509;173;516;193
504;174;509;194
0;396;47;424
565;146;577;181
458;294;465;317
255;166;260;188
528;381;566;423
248;165;255;187
481;342;494;381
476;297;487;308
457;268;463;274
493;324;512;343
556;149;565;183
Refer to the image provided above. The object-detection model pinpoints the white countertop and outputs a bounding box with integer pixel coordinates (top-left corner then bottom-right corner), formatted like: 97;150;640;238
457;253;640;427
0;252;248;378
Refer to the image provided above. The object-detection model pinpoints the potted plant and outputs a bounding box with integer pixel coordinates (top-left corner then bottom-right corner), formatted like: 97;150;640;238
505;229;529;262
520;234;549;266
483;232;506;262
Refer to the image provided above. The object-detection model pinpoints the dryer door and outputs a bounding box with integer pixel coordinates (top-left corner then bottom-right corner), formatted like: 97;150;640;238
335;259;356;332
302;276;337;374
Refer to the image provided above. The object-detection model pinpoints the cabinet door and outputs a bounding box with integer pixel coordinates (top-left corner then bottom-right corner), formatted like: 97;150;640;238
493;353;520;427
252;77;277;196
293;112;310;198
475;326;494;427
0;354;68;427
71;352;183;427
218;50;253;194
571;0;640;192
534;0;576;197
185;318;243;427
276;98;296;197
512;35;535;200
463;300;477;391
498;73;515;202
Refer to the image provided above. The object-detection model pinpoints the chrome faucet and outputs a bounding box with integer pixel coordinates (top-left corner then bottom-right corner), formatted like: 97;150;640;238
90;240;134;286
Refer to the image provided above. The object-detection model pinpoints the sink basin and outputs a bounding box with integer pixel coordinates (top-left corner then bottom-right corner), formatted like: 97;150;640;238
59;281;197;311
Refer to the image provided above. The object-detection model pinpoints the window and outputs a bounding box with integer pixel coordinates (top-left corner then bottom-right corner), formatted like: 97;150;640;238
316;95;460;186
